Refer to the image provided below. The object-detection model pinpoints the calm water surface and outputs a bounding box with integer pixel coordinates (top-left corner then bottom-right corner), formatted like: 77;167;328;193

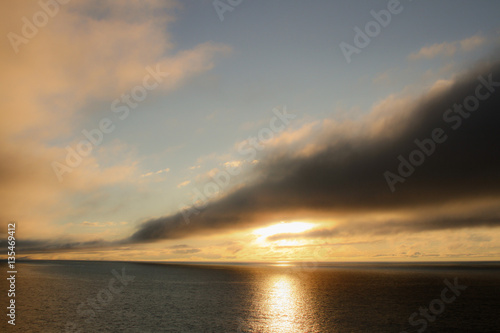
1;261;499;332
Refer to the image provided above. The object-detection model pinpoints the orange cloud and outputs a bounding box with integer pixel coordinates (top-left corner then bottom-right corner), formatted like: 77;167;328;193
0;0;230;239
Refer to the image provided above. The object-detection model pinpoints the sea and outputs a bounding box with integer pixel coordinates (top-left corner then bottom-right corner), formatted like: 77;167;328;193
1;261;499;332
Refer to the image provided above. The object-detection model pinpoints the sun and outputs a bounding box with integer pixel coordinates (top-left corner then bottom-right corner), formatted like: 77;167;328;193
253;221;314;243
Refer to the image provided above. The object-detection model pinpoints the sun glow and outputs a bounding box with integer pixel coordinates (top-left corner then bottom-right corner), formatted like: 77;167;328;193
253;222;314;243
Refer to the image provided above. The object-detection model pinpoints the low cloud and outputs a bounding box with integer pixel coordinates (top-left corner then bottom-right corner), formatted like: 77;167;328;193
172;248;201;255
81;221;116;227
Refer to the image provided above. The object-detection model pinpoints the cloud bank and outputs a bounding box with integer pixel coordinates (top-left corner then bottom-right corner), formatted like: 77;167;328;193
128;57;500;243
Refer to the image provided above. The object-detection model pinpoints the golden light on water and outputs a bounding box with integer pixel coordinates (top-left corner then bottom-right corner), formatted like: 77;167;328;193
264;274;300;332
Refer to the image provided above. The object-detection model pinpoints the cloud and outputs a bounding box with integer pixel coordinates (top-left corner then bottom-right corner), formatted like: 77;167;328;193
460;35;487;52
128;57;500;243
267;212;500;241
168;244;191;249
81;221;117;227
177;180;191;188
409;33;487;60
372;71;392;85
156;168;170;174
172;248;201;255
409;41;458;60
141;168;170;178
9;57;500;256
0;0;229;239
224;161;242;168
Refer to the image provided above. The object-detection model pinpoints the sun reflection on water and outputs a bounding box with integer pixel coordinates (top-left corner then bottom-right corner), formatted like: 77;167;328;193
260;274;304;332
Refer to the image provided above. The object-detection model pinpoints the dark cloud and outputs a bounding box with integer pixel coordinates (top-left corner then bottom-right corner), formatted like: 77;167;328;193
168;244;191;249
128;58;500;243
9;57;500;253
2;239;117;253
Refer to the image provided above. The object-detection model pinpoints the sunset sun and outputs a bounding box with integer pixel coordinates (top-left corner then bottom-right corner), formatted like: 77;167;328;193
253;221;314;243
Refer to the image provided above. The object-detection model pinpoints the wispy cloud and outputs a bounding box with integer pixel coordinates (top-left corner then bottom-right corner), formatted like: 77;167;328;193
0;0;230;239
460;34;487;51
409;41;458;60
409;33;487;60
81;221;117;228
177;180;191;188
141;168;170;178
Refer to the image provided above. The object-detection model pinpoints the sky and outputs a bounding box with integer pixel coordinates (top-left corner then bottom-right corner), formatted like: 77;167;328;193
1;0;500;262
